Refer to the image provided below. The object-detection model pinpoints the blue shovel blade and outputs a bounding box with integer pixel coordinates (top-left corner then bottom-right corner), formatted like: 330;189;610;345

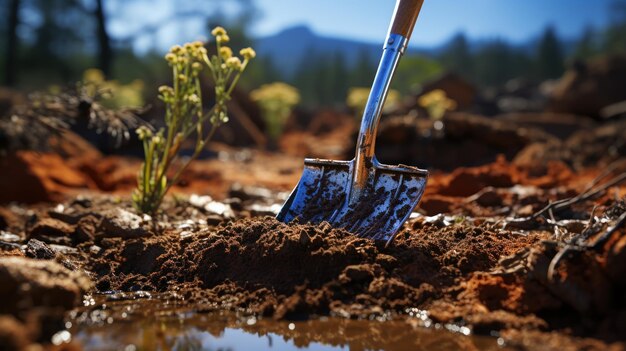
277;158;428;243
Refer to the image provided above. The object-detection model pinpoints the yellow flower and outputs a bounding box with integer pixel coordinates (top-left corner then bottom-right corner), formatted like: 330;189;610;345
226;57;242;71
192;41;204;48
418;89;457;120
151;135;163;145
216;34;230;44
136;126;152;140
165;53;177;64
158;85;174;96
170;45;183;54
187;94;200;104
211;26;227;37
83;68;105;84
240;47;256;60
178;74;188;83
219;47;233;59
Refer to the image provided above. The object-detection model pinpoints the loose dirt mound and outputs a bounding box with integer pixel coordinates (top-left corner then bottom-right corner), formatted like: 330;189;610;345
88;216;536;322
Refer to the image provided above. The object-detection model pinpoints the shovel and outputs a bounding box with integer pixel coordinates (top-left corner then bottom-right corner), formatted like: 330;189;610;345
277;0;429;243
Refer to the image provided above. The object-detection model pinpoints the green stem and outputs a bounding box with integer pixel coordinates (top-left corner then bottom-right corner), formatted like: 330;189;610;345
155;123;219;209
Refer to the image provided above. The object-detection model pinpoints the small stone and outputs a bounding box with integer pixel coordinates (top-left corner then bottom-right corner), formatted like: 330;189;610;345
206;215;224;226
100;208;149;239
25;239;56;260
27;218;75;242
89;245;102;255
25;239;79;270
74;215;100;243
224;197;243;211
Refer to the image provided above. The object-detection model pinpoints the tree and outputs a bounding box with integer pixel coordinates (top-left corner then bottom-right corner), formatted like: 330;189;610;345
471;39;533;88
573;26;599;60
329;52;349;106
4;0;21;86
535;26;564;80
604;0;626;53
94;0;113;78
350;48;376;87
291;47;315;107
439;32;473;80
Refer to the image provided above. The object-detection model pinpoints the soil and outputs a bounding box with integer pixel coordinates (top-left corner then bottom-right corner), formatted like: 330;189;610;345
1;154;625;350
1;63;626;349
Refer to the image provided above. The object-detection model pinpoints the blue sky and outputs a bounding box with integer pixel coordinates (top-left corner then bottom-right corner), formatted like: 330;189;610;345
109;0;616;52
254;0;614;45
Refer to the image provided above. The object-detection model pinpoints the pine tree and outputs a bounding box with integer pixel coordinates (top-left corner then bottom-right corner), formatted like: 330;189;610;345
439;32;474;80
536;26;565;80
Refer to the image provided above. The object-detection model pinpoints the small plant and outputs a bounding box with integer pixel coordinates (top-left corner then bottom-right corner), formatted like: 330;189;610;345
250;82;300;141
346;87;401;119
132;27;255;214
417;89;457;120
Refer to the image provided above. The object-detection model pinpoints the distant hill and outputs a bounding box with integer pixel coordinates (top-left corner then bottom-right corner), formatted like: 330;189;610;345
254;25;437;77
253;25;577;78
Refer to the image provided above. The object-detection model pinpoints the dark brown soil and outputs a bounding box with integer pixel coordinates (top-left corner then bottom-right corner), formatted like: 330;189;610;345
88;215;536;321
0;172;623;350
1;152;625;350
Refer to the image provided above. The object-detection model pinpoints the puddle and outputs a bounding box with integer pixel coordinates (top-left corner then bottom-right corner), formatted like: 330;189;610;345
66;292;510;351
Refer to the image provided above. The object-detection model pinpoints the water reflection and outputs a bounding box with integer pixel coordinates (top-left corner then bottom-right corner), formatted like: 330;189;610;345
69;293;508;351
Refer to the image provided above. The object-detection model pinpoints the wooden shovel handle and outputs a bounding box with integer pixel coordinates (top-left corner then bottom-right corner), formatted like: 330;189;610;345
389;0;425;40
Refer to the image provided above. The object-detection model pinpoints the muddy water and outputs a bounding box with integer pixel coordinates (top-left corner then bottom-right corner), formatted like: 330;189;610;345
64;292;510;351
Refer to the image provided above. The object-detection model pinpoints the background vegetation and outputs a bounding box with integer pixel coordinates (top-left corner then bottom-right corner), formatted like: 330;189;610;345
1;0;626;107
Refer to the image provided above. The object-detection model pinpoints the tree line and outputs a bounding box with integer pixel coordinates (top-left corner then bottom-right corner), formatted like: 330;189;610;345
1;0;625;108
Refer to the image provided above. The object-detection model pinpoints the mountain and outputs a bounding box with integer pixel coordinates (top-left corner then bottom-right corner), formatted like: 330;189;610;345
254;25;437;77
253;25;577;78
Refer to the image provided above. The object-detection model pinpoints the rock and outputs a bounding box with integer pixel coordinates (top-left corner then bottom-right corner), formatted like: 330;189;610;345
205;214;224;226
24;239;78;270
549;55;626;118
25;239;56;260
0;256;92;315
26;218;74;244
100;208;149;238
74;215;99;243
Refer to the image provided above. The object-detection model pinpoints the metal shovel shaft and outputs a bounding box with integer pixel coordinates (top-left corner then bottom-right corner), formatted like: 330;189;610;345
351;33;408;201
